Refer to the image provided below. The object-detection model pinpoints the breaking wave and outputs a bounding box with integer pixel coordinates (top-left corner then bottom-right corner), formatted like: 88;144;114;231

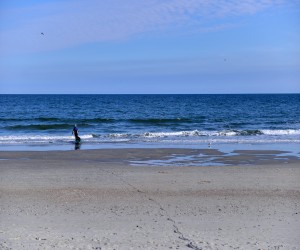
107;129;300;138
0;129;299;145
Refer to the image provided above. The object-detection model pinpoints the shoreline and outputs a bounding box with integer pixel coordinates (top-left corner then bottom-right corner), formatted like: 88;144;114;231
1;148;300;249
0;141;299;152
0;146;299;167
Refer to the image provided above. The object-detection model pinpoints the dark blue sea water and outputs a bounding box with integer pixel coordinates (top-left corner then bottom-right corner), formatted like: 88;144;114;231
0;94;299;148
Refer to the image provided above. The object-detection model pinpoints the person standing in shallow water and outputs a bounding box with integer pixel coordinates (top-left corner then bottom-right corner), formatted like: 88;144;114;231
72;124;81;142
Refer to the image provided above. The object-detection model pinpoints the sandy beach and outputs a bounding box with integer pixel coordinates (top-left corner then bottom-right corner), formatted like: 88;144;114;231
0;148;299;250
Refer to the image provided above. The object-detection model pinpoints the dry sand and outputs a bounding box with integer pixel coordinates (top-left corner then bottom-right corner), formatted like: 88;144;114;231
0;148;299;250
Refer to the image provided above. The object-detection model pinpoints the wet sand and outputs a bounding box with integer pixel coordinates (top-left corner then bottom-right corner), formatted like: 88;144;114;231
0;148;300;249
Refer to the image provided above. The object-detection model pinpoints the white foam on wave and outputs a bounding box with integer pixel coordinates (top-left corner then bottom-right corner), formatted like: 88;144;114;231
261;129;300;135
108;133;131;138
142;129;300;137
144;131;192;137
0;134;94;144
142;130;221;137
100;129;300;139
106;129;300;144
217;131;237;136
0;129;299;145
142;130;297;137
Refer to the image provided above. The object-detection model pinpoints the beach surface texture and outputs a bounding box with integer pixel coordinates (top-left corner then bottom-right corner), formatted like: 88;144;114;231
0;148;299;250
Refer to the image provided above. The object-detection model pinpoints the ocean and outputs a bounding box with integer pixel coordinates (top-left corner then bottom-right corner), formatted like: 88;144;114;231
0;94;299;150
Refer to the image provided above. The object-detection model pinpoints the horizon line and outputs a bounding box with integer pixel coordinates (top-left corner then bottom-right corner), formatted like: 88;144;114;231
1;93;299;95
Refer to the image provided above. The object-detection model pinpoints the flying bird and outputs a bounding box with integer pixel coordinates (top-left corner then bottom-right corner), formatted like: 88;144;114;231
41;32;44;35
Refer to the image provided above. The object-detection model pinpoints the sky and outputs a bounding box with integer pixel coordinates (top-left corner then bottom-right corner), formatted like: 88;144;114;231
0;0;299;94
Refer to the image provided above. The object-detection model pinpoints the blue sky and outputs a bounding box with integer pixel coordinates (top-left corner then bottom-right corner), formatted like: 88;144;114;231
0;0;299;94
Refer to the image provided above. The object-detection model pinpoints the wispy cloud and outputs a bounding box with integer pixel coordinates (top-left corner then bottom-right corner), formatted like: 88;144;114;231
0;0;288;53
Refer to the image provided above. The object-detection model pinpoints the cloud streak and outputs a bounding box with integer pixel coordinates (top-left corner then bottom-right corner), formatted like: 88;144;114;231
0;0;288;53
